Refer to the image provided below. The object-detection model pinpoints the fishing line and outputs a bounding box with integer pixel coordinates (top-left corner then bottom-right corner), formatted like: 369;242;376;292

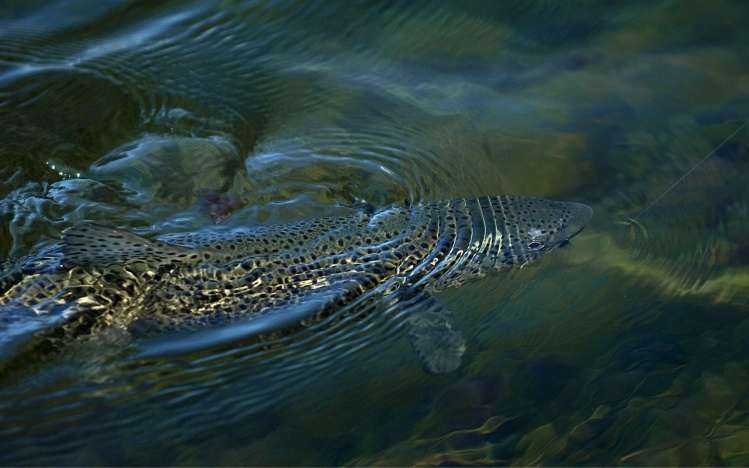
629;117;749;222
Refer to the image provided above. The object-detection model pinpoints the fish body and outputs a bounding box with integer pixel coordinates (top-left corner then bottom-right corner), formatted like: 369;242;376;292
0;195;591;372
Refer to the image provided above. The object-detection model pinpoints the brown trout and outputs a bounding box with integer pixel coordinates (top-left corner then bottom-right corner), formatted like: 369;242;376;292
0;195;591;373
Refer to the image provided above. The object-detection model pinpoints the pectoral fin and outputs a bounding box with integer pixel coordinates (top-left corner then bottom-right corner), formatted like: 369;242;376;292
406;296;466;374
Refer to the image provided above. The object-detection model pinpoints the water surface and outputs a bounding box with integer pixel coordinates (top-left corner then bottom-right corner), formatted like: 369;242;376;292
1;0;749;465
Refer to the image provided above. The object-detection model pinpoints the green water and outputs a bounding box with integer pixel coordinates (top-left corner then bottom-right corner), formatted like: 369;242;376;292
1;0;749;465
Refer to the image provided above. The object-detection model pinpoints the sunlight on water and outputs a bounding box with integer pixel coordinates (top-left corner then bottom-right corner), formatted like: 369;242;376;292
1;0;749;465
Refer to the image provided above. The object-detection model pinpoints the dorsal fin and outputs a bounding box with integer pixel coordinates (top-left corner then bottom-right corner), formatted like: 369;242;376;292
61;224;203;269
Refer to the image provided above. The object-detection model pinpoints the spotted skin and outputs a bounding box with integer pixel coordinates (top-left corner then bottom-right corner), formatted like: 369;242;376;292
0;195;592;372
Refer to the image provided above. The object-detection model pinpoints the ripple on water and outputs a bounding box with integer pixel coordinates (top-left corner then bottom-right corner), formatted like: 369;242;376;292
0;271;424;465
3;0;749;465
89;134;247;211
0;67;141;180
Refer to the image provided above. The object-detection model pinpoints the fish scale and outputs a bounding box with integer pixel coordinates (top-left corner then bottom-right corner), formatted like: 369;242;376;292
0;195;591;373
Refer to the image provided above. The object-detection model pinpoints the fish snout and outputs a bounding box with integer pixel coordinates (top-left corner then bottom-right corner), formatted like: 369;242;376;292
561;202;593;241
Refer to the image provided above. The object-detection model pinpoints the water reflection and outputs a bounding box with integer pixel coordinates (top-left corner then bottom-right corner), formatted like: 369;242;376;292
1;0;749;465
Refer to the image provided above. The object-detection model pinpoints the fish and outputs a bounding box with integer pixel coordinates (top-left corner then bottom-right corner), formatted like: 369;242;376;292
0;195;591;373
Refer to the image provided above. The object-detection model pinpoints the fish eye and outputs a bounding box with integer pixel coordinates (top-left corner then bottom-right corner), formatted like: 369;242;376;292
527;239;544;250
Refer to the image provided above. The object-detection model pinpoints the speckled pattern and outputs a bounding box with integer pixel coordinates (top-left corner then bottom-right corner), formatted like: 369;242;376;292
0;195;591;361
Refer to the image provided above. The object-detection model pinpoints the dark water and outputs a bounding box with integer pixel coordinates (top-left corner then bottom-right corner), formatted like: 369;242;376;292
2;0;749;465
